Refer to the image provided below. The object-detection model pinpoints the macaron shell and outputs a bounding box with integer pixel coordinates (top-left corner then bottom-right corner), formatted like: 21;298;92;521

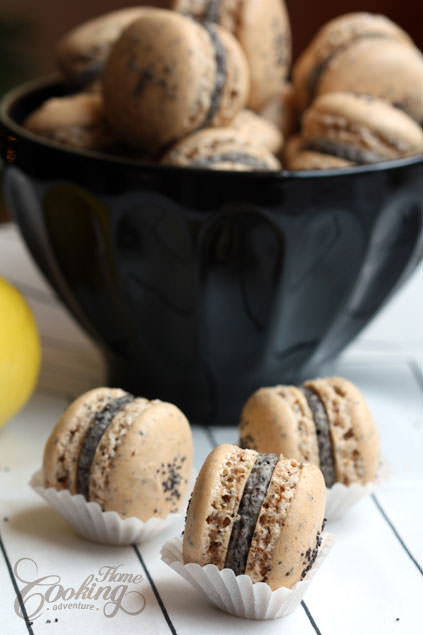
292;12;415;111
284;135;354;170
302;93;423;160
183;444;257;567
238;0;291;110
304;377;380;485
259;82;299;139
162;128;281;171
24;93;116;150
230;109;283;154
316;38;423;122
102;10;217;151
90;400;193;520
240;386;320;465
56;8;152;83
210;26;250;128
249;461;325;590
42;387;127;493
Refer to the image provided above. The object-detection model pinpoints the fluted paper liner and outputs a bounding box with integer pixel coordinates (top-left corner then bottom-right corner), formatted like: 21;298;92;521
325;459;390;521
30;468;193;545
161;533;335;620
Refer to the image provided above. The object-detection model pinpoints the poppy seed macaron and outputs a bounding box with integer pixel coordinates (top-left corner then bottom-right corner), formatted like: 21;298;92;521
183;444;326;590
284;135;354;171
229;109;283;154
43;388;193;520
161;128;281;171
259;82;299;140
172;0;291;111
102;9;249;153
23;93;117;151
56;8;152;86
299;93;423;165
293;12;423;122
239;377;380;488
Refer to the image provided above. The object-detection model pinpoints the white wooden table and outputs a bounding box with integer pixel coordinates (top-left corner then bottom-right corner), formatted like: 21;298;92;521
0;223;422;635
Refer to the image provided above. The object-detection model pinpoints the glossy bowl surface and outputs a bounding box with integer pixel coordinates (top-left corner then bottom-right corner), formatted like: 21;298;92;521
1;77;422;424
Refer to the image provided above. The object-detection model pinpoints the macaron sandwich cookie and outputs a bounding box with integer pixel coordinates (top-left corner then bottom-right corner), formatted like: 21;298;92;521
56;8;151;86
286;92;423;169
43;388;193;520
162;128;281;171
102;9;249;153
183;444;325;590
240;377;380;487
284;135;354;171
293;12;423;122
23;93;116;151
172;0;291;111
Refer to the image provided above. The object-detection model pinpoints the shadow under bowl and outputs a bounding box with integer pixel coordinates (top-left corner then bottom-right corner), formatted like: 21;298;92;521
1;76;422;424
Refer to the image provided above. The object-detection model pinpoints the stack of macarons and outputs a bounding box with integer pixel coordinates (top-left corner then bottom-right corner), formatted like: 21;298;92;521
24;3;290;171
23;7;422;171
285;12;423;170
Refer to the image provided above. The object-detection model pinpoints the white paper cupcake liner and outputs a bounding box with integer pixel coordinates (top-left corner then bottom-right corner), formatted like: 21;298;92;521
325;459;390;521
30;469;194;545
161;533;335;620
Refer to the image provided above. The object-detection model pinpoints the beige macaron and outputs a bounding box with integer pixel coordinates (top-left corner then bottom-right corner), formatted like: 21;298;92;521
259;82;299;140
229;109;283;154
298;93;423;165
284;135;354;170
102;9;249;153
43;387;193;520
56;7;151;85
172;0;291;110
23;93;116;151
183;444;326;590
293;12;423;122
162;127;281;171
239;377;380;487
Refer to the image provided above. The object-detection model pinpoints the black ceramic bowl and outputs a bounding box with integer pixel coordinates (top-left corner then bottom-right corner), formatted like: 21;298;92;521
1;76;422;424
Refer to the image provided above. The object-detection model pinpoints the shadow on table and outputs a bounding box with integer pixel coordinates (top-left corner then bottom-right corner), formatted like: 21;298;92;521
9;505;73;543
153;578;299;631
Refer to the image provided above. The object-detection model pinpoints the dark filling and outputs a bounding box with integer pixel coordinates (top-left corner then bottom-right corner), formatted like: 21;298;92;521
191;152;272;170
302;139;385;164
205;0;220;23
306;33;394;101
301;387;336;487
201;23;227;129
77;394;134;499
225;453;278;575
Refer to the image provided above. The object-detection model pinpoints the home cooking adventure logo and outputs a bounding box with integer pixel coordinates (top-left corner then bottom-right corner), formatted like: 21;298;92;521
13;558;146;621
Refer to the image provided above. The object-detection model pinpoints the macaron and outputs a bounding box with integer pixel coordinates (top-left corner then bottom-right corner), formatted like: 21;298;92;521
43;388;193;520
259;82;299;140
239;377;380;487
23;93;117;151
229;109;283;154
293;12;423;122
298;93;423;165
284;135;354;171
172;0;291;110
56;8;151;85
183;444;326;590
102;9;249;153
161;128;281;171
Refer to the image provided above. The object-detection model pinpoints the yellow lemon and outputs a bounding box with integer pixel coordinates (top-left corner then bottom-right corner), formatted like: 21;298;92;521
0;276;41;427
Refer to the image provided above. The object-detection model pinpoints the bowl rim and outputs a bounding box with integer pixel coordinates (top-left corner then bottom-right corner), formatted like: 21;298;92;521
1;74;422;180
